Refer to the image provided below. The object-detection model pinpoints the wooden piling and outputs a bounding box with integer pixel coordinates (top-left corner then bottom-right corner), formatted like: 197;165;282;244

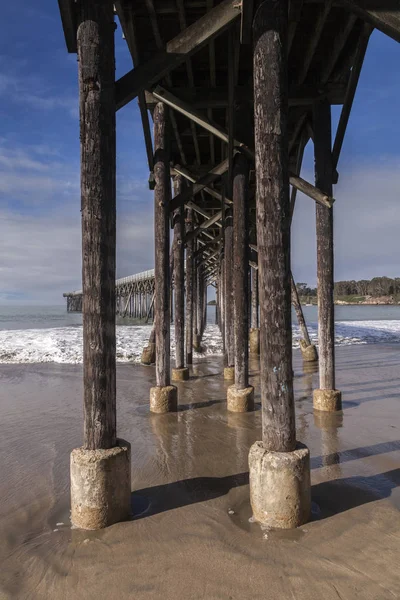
196;264;202;337
224;206;234;369
185;207;194;365
291;273;311;347
233;153;250;390
251;263;259;328
253;0;295;452
202;277;207;336
153;102;171;387
78;0;116;451
173;174;185;369
220;254;227;364
314;99;335;390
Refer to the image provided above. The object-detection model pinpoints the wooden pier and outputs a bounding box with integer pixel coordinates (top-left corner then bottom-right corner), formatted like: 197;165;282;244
64;269;156;320
58;0;400;530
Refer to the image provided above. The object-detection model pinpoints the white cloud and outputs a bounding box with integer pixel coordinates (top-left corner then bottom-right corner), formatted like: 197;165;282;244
0;61;78;119
0;139;154;304
292;156;400;286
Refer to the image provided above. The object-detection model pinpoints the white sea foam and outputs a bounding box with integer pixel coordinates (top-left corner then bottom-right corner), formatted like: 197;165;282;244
0;320;399;364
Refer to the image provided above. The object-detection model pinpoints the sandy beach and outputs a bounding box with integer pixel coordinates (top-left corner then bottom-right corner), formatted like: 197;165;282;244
1;344;400;599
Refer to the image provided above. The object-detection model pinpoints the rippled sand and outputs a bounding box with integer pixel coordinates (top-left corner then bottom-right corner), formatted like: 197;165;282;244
0;344;400;599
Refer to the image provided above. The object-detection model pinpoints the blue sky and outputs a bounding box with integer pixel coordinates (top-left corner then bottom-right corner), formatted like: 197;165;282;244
0;2;399;304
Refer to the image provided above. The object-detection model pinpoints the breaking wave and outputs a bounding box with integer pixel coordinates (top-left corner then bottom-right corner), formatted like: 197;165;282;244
0;320;399;364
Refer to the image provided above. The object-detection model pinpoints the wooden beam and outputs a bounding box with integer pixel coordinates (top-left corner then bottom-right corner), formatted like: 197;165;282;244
288;0;304;54
155;86;335;207
321;13;357;84
297;1;332;85
241;0;255;43
172;163;233;205
337;0;400;43
58;0;77;53
169;158;229;211
115;5;154;172
115;0;241;110
145;83;347;109
332;23;372;169
188;211;223;242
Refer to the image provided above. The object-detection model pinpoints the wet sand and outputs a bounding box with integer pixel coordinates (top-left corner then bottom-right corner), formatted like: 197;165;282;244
0;344;400;599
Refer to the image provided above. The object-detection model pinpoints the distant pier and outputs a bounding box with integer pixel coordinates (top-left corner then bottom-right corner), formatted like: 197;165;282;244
63;269;155;320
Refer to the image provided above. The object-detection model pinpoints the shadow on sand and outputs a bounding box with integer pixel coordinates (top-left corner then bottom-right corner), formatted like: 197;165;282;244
131;439;400;521
131;472;249;520
313;468;400;519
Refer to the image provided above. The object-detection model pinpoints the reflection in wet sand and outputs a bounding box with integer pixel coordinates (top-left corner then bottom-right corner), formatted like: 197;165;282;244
0;345;400;599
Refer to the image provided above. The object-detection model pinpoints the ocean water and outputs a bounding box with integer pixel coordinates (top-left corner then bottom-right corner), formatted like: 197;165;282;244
0;304;400;364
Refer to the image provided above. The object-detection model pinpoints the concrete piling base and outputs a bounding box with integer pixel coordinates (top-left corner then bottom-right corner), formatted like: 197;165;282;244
313;389;342;412
249;441;311;529
249;328;260;355
70;439;131;530
141;343;156;365
172;367;190;382
227;385;254;412
224;366;235;380
150;385;178;413
299;339;318;362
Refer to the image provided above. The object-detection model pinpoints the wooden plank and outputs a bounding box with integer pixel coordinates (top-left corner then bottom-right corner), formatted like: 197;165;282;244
173;175;185;369
78;0;116;450
254;0;296;453
115;0;242;110
232;154;250;389
314;99;335;390
153;102;171;387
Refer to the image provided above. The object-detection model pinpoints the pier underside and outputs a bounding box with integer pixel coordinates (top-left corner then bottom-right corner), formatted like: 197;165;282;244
57;0;399;536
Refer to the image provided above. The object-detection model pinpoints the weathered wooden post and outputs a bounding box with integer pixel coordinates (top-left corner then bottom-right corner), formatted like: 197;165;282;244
149;102;177;413
172;175;189;381
228;153;254;412
291;274;318;361
70;0;131;530
313;99;342;412
202;277;207;336
193;253;201;352
248;0;311;529
249;262;260;355
185;207;194;365
141;326;156;365
196;264;203;345
224;206;235;380
220;252;227;362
